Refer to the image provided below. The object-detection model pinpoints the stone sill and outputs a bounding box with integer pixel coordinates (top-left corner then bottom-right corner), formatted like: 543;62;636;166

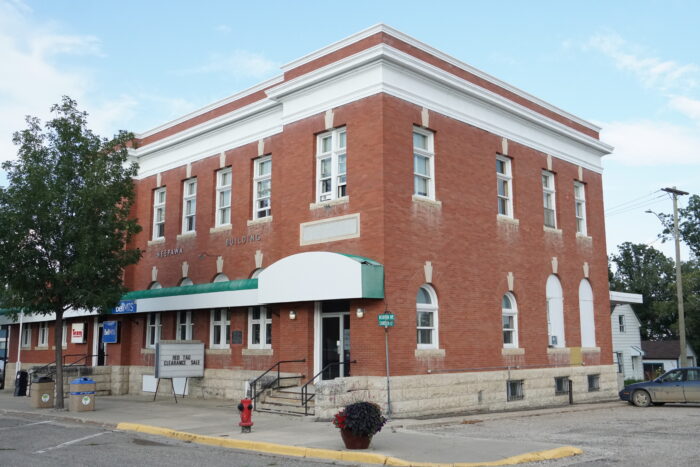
415;348;446;358
247;216;273;227
502;347;525;356
206;348;232;355
543;226;563;235
412;195;442;207
209;224;232;234
576;233;592;241
177;232;196;240
309;196;349;210
147;238;165;246
547;347;570;355
497;215;519;225
242;348;273;356
141;348;155;354
582;347;601;353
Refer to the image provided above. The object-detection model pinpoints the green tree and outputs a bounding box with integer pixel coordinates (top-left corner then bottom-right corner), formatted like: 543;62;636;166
658;193;700;259
0;97;141;409
681;260;700;356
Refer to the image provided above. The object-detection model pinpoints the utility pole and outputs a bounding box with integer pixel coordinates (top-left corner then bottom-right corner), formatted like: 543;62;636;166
662;186;689;367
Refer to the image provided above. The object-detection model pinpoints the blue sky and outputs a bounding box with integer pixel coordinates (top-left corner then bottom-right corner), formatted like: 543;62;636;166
1;0;698;260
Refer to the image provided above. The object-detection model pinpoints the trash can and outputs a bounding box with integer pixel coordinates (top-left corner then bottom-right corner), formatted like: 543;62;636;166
69;377;96;412
30;376;55;408
14;370;28;397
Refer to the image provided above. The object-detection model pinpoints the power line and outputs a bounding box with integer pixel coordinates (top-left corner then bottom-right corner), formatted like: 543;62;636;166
605;193;668;217
605;189;662;213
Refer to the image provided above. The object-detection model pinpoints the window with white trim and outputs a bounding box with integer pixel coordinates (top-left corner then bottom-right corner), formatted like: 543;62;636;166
146;313;161;349
176;311;193;340
496;156;513;217
215;168;232;227
316;127;347;202
502;293;518;348
619;315;625;333
210;308;230;349
62;322;67;347
546;275;565;348
542;171;557;228
37;322;49;347
574;181;587;235
416;284;438;349
248;306;271;349
153;187;166;240
507;380;524;401
413;128;435;199
21;324;31;348
182;178;197;234
253;156;271;219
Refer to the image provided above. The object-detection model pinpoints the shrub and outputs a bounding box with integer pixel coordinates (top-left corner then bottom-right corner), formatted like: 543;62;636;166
332;401;387;437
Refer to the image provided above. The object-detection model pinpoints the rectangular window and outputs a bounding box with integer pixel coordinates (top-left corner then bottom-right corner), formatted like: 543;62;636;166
253;156;272;219
496;156;513;217
146;313;161;349
507;380;524;401
153;188;166;240
216;168;232;226
413;128;435;200
176;311;193;340
21;324;31;348
37;322;49;347
542;171;556;228
248;306;272;349
316;127;347;202
62;322;67;347
416;310;436;348
618;315;625;333
588;374;600;392
182;178;197;233
210;308;231;349
555;377;570;395
574;181;587;235
503;314;516;347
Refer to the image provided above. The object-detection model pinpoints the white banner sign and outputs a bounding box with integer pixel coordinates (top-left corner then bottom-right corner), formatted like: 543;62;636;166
71;323;85;343
155;341;204;378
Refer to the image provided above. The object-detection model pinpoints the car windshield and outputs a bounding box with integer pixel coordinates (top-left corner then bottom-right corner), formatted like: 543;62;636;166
658;370;684;383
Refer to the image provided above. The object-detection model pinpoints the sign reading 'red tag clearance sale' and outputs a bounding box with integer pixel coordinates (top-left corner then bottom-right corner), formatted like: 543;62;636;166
155;341;205;379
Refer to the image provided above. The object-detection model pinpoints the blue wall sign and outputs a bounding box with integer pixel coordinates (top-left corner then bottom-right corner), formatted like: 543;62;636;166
102;321;118;344
113;300;137;314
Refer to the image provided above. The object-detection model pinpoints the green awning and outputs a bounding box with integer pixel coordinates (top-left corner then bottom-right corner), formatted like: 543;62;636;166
122;278;257;300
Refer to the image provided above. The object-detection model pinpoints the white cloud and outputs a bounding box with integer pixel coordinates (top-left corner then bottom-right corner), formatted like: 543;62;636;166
602;120;700;166
182;50;279;79
668;95;700;123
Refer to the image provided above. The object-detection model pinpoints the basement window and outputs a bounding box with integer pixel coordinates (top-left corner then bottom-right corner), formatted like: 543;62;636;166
588;374;600;392
507;379;524;401
555;377;569;395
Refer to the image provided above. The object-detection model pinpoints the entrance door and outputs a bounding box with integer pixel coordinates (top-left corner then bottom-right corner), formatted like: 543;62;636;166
97;324;106;366
321;312;350;380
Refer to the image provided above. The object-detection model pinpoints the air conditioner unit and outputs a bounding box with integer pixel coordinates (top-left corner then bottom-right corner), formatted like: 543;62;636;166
550;335;558;346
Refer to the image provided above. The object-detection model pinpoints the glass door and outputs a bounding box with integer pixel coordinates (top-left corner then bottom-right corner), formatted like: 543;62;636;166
321;313;350;380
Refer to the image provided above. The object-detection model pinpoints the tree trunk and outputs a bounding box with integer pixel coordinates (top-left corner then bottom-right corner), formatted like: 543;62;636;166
54;309;64;410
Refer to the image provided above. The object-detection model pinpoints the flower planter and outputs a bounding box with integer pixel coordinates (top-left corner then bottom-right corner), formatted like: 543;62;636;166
340;428;372;449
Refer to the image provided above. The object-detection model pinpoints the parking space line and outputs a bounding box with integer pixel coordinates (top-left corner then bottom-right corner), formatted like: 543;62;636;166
0;420;52;431
34;431;107;454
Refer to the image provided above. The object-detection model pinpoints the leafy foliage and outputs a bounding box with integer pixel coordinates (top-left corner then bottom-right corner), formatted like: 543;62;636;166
332;402;387;437
658;194;700;260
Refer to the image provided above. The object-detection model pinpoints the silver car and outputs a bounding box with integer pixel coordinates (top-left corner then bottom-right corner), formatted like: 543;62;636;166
619;367;700;407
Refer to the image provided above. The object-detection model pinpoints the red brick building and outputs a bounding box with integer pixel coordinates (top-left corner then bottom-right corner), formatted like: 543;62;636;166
2;25;616;416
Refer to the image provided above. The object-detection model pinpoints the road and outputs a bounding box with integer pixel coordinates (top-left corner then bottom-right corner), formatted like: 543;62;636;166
0;413;343;467
414;402;700;466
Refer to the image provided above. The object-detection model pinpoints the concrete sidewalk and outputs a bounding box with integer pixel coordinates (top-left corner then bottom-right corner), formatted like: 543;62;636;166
0;390;594;466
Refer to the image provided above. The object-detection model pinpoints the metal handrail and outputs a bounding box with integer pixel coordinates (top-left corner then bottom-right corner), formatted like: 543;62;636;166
249;359;305;406
301;360;357;416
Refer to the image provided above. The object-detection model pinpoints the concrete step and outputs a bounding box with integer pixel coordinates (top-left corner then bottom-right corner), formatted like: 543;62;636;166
261;394;315;407
256;401;314;416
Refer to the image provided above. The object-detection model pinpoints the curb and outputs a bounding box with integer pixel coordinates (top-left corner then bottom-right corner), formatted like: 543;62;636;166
116;422;583;466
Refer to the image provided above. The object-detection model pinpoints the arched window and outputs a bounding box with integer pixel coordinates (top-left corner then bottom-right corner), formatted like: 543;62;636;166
179;277;194;286
416;284;438;349
148;281;162;290
250;268;263;279
579;279;595;347
546;275;565;348
212;273;229;283
502;293;518;348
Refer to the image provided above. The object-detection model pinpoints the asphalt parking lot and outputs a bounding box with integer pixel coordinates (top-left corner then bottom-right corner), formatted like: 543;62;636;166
415;402;700;466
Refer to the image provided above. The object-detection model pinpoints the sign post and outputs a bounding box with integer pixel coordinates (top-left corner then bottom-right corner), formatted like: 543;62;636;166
378;312;395;417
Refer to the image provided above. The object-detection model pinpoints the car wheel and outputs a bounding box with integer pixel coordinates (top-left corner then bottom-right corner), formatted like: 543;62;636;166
631;390;652;407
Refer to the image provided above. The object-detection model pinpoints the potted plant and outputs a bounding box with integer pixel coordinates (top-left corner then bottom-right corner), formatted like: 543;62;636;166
332;401;387;449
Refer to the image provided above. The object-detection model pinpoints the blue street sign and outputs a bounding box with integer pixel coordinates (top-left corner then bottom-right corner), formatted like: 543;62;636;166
102;321;118;344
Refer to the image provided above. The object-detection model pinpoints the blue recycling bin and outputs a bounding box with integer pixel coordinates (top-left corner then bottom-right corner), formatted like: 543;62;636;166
69;377;96;412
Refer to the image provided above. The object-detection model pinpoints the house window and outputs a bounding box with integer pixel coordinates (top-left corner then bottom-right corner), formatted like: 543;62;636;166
146;313;161;349
546;275;565;348
416;284;438;349
62;322;67;347
179;277;194;286
507;380;524;401
153;187;166;240
248;306;271;349
574;181;587;235
588;374;600;392
216;168;232;227
176;311;193;340
182;178;197;233
210;308;231;349
542;171;556;228
615;352;624;373
413;127;435;199
555;377;570;395
37;322;49;347
316;127;347;202
502;293;518;348
496;155;513;217
618;315;625;333
21;324;31;348
253;156;272;219
213;273;229;283
579;279;596;347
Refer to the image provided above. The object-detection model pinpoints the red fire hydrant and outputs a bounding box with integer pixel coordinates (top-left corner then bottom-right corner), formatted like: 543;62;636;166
238;398;254;433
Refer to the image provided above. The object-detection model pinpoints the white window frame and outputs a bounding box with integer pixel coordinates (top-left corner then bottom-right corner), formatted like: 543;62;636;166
62;322;67;347
153;188;166;240
37;322;49;347
502;293;518;348
182;178;197;234
176;311;193;341
619;315;625;333
574;181;587;235
542;171;557;228
253;156;272;219
215;167;232;227
21;324;31;348
496;155;513;217
416;284;439;349
248;306;272;349
413;127;435;200
146;313;161;349
316;127;347;203
210;308;231;349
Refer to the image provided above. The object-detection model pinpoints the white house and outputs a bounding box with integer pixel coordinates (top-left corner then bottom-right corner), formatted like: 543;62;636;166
610;291;644;384
641;340;698;380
